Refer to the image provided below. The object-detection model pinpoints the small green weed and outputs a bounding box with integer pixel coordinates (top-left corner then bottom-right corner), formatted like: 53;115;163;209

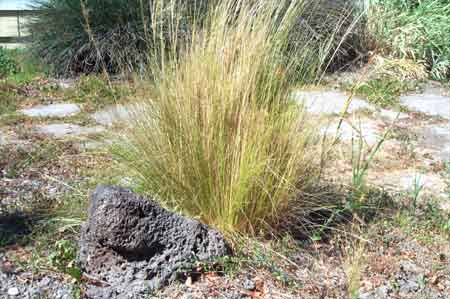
188;237;302;289
346;118;391;214
409;174;424;213
355;76;411;108
49;239;82;281
392;198;450;244
423;201;450;235
177;255;239;283
307;99;392;242
5;184;88;278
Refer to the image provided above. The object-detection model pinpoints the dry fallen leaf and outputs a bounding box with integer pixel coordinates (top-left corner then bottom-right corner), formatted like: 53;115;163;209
241;290;265;299
430;274;440;285
185;276;193;287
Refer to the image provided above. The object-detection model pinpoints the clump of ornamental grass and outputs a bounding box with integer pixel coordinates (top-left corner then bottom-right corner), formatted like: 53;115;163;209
112;0;334;234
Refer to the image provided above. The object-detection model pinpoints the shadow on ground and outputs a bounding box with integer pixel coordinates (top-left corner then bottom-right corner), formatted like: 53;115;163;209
0;210;45;247
278;183;395;241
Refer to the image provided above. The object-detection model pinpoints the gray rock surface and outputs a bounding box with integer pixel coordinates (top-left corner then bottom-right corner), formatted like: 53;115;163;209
400;94;450;119
0;131;6;145
0;271;73;299
21;104;81;118
91;105;131;126
79;186;230;298
323;119;382;145
378;109;409;122
35;124;105;138
55;79;75;90
416;124;450;162
293;90;374;114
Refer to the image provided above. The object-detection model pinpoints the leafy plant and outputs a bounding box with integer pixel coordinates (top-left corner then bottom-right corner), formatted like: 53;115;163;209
0;47;18;78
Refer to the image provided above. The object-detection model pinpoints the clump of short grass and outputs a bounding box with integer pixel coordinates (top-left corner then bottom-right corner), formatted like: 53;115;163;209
355;76;409;108
352;56;426;108
112;0;337;234
0;84;22;115
69;75;123;108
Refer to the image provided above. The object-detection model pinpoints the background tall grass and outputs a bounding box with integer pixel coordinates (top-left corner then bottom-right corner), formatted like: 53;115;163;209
112;0;333;234
28;0;211;75
366;0;450;80
28;0;363;81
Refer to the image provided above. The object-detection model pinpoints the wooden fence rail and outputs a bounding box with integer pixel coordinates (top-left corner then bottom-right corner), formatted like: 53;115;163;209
0;10;36;46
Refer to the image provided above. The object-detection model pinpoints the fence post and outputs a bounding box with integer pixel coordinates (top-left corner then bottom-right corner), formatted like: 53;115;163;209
17;11;21;38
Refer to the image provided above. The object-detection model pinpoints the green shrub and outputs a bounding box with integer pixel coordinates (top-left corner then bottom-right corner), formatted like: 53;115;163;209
112;0;333;234
367;0;450;80
0;47;18;78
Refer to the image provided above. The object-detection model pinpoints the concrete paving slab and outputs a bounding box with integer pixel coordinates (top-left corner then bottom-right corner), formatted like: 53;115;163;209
92;105;131;126
416;124;450;162
35;124;105;138
323;119;382;145
293;90;374;115
400;94;450;119
22;103;81;118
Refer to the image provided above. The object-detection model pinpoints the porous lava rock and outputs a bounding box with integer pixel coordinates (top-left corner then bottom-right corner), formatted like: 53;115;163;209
79;186;230;298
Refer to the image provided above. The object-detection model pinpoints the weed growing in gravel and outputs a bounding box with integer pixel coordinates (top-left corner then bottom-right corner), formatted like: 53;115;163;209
1;140;64;179
49;239;82;280
409;174;424;213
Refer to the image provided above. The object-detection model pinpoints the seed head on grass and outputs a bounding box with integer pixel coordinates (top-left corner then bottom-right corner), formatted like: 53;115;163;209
112;0;335;234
